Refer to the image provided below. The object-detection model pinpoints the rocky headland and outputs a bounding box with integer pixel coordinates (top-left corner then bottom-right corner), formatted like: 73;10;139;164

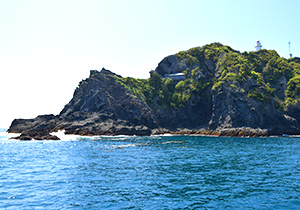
8;43;300;139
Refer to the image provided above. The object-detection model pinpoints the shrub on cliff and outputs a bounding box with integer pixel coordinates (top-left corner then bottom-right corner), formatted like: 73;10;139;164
117;43;300;113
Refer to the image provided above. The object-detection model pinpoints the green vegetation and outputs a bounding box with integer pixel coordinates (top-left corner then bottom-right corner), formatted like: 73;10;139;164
113;43;300;111
113;75;151;101
148;73;210;109
286;75;300;104
175;42;233;66
115;71;211;109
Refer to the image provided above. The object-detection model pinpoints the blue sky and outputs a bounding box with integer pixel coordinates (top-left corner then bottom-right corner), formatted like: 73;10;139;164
0;0;299;127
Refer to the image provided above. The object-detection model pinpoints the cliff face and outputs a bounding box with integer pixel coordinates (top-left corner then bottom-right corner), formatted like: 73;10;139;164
58;69;158;135
8;43;300;139
9;69;158;137
209;80;299;135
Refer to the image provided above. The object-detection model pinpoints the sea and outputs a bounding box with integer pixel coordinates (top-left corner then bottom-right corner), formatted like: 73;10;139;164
1;128;300;210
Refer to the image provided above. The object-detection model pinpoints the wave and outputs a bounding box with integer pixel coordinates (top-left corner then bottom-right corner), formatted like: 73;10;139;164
49;130;82;141
1;129;164;141
49;130;150;141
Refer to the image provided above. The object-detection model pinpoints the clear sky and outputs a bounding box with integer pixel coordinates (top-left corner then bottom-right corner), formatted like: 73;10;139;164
0;0;300;128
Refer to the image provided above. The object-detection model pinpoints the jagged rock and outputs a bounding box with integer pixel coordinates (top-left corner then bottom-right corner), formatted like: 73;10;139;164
8;114;58;133
155;55;180;76
8;44;300;138
8;69;157;139
218;127;268;137
11;130;60;140
272;76;287;100
286;101;300;123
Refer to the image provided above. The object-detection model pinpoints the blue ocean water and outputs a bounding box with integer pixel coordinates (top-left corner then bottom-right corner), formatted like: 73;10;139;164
1;130;300;209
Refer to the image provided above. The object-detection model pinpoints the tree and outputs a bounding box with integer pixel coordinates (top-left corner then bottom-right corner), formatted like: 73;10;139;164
149;73;162;96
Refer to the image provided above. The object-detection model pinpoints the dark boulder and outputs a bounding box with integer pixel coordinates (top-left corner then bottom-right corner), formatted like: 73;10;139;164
11;130;60;140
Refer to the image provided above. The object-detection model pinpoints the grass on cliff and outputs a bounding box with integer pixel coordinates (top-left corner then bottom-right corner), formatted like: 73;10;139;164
115;43;300;112
114;72;210;109
210;48;295;105
176;44;300;108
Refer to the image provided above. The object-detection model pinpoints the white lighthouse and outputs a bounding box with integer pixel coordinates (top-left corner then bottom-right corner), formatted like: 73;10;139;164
255;40;262;51
289;41;293;58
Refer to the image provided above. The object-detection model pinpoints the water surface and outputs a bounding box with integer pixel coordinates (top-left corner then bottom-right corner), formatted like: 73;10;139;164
1;132;300;209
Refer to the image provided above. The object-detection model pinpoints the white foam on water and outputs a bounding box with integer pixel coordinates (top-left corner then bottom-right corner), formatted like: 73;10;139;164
49;131;138;141
111;144;138;149
50;130;81;141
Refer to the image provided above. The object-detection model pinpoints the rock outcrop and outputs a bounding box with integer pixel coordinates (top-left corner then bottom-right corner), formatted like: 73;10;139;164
8;69;157;139
208;81;300;135
8;43;300;139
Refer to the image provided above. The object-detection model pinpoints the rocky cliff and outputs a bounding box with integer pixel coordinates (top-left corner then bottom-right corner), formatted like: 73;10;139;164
8;43;300;139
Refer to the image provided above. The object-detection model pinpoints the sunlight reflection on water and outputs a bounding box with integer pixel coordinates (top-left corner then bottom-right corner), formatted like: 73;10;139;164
1;134;300;209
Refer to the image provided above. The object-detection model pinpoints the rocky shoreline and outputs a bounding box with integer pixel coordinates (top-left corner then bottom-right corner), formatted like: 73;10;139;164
156;127;269;137
8;126;270;141
8;43;300;140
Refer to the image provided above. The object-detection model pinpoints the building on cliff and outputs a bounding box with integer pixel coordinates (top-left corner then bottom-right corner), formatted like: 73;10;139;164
164;73;185;81
149;70;185;81
255;40;262;51
289;41;293;58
